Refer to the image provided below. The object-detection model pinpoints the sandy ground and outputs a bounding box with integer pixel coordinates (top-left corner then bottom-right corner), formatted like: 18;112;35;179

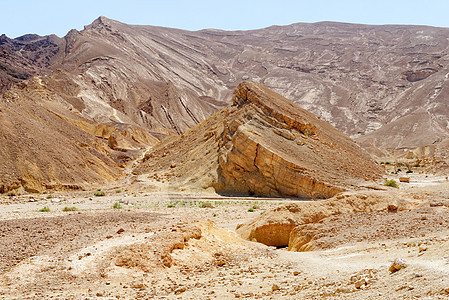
0;174;449;299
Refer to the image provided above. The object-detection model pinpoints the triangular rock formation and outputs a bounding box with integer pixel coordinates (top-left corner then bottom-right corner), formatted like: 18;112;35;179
134;82;383;198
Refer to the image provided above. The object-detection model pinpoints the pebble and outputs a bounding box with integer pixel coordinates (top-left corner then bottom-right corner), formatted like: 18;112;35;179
389;258;407;273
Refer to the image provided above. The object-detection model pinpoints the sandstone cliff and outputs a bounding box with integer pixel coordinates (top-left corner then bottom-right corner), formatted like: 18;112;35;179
134;82;383;198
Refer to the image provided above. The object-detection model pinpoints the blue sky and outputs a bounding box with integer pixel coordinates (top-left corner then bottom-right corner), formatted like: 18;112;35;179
1;0;449;38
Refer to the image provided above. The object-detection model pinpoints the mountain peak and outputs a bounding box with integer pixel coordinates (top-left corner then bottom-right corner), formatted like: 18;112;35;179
84;16;113;31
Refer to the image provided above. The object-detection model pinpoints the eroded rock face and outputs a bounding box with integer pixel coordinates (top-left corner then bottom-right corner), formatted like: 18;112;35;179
134;82;383;198
236;191;414;248
216;82;382;198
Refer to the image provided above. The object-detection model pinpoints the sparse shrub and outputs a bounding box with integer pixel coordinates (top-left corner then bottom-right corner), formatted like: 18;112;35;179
112;202;122;209
46;194;53;199
115;189;122;193
199;201;214;208
213;213;217;217
39;206;50;212
251;204;259;210
396;168;402;172
167;201;178;208
260;211;266;215
94;190;106;197
62;206;78;212
248;207;255;212
384;179;399;188
406;170;413;174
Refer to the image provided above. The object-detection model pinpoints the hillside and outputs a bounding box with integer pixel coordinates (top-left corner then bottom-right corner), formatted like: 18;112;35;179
3;17;449;149
133;82;383;198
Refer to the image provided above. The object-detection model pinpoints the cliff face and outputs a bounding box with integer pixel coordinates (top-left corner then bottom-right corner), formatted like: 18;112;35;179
134;82;383;198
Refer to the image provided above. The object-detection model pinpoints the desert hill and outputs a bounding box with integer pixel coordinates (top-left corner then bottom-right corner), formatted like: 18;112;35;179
133;82;383;198
3;17;449;150
0;76;158;193
1;17;449;192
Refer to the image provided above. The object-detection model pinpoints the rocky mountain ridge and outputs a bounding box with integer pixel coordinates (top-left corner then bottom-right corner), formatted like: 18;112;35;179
1;17;449;192
2;17;449;150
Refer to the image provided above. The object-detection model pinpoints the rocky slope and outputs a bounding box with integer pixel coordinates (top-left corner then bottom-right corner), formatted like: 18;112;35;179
58;18;449;151
0;33;62;92
133;82;383;198
0;77;158;194
4;17;449;150
2;17;449;192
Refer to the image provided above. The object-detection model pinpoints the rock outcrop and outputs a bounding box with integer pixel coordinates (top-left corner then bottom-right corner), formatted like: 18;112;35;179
235;191;414;248
134;82;383;198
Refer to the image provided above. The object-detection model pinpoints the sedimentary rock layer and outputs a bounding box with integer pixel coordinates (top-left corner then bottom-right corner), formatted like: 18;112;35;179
134;82;383;198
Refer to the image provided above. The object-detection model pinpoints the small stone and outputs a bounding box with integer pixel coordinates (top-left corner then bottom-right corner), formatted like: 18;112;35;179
419;246;428;252
174;287;187;294
387;203;398;212
170;163;177;168
272;284;280;291
389;258;407;273
354;280;364;289
106;235;113;239
117;228;125;234
293;271;300;276
399;177;410;183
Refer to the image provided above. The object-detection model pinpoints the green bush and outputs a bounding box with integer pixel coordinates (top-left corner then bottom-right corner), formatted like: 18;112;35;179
248;207;255;212
115;189;122;193
199;201;214;208
94;190;106;197
62;206;78;212
384;179;399;188
46;194;53;199
167;201;178;208
39;206;50;212
112;202;122;209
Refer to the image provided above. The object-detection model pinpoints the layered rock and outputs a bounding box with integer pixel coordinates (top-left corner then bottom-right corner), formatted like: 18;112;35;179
134;82;383;198
235;191;414;248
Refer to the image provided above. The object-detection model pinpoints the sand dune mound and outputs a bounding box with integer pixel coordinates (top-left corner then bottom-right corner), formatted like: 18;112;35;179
134;82;383;198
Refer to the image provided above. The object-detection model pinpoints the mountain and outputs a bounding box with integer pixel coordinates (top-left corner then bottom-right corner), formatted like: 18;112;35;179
4;17;449;148
133;82;383;198
1;17;449;192
0;33;62;92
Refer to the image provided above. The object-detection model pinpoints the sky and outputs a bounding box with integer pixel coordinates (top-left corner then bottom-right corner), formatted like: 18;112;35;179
1;0;449;38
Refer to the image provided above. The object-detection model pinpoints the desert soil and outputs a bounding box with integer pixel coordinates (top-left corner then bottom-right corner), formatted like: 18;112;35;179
1;174;449;299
